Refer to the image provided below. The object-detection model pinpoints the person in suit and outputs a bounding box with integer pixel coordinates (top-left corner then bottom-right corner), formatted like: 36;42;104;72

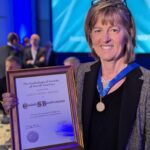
0;32;22;78
22;34;46;68
22;36;30;48
2;0;150;149
44;41;56;66
0;56;21;114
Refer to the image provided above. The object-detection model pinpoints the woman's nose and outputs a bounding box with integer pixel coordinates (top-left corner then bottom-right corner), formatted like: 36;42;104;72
102;32;111;43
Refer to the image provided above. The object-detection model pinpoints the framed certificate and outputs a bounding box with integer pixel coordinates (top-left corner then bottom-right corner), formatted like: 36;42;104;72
6;66;83;150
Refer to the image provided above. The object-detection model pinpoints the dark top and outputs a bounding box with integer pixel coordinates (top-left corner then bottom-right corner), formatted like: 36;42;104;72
0;77;6;114
0;45;23;78
23;47;46;68
89;82;125;150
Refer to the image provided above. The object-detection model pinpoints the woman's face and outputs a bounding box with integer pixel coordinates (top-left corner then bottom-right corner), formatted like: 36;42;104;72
91;16;127;63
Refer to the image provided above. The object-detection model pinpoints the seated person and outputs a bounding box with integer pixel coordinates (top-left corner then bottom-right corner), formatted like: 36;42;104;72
44;41;56;66
0;56;21;114
22;36;30;48
23;34;46;68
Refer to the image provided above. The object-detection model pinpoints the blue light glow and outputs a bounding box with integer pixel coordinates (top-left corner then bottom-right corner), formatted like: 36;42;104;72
52;0;150;53
12;0;33;42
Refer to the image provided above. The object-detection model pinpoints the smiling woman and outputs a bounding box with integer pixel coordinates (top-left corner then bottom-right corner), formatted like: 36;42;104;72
1;1;150;150
75;0;150;149
85;0;135;64
91;23;127;63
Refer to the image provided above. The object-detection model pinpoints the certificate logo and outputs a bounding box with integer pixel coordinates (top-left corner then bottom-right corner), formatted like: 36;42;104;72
27;130;39;143
23;103;28;109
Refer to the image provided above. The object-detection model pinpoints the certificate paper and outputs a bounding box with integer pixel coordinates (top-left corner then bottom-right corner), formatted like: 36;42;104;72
7;66;83;150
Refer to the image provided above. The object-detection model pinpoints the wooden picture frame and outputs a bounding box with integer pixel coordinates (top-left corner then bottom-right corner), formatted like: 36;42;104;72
6;66;83;150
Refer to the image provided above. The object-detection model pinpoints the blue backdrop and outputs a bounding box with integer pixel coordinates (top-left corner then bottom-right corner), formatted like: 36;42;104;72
52;0;90;53
127;0;150;53
52;0;150;54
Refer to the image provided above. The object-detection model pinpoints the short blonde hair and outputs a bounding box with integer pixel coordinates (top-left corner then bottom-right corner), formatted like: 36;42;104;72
84;0;136;63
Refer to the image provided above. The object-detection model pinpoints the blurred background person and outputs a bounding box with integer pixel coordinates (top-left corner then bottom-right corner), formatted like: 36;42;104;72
0;55;22;115
23;34;46;68
0;32;23;78
0;55;21;149
44;41;56;66
22;36;30;49
64;56;80;75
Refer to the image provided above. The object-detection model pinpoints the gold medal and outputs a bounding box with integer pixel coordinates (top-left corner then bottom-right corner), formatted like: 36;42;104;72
96;97;105;112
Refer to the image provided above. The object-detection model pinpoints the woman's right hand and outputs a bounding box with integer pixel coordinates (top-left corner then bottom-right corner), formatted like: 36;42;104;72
2;92;17;113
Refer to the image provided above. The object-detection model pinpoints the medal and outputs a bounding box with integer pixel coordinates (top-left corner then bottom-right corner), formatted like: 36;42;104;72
97;62;139;113
96;98;105;112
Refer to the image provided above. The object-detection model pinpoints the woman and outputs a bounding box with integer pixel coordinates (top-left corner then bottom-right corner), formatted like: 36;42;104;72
75;0;150;149
2;0;150;150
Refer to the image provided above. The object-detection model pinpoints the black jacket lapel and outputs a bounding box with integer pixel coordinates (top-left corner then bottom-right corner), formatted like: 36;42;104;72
118;67;143;150
82;61;100;148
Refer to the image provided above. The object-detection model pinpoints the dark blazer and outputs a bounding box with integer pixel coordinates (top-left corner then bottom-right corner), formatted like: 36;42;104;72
0;77;6;114
23;47;46;68
76;61;150;150
0;45;22;78
47;50;56;66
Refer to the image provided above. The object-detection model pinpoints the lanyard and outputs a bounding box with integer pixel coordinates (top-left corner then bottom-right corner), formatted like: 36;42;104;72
97;62;139;97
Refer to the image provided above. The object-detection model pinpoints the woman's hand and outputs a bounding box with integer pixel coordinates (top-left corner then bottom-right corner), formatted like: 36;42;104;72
2;92;17;113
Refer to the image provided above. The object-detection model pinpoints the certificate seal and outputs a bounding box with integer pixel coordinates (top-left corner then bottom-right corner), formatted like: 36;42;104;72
27;131;39;143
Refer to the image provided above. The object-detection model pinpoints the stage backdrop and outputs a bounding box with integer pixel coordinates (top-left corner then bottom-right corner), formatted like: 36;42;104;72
52;0;150;54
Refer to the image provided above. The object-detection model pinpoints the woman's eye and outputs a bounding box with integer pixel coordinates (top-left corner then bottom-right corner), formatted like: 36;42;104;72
92;29;101;33
111;28;120;32
95;29;101;32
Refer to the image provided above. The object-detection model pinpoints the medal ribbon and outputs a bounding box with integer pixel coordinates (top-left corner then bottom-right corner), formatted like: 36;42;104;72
97;62;139;97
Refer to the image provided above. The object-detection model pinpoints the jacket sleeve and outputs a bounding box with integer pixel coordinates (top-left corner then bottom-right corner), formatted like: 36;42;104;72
145;77;150;149
34;48;46;67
